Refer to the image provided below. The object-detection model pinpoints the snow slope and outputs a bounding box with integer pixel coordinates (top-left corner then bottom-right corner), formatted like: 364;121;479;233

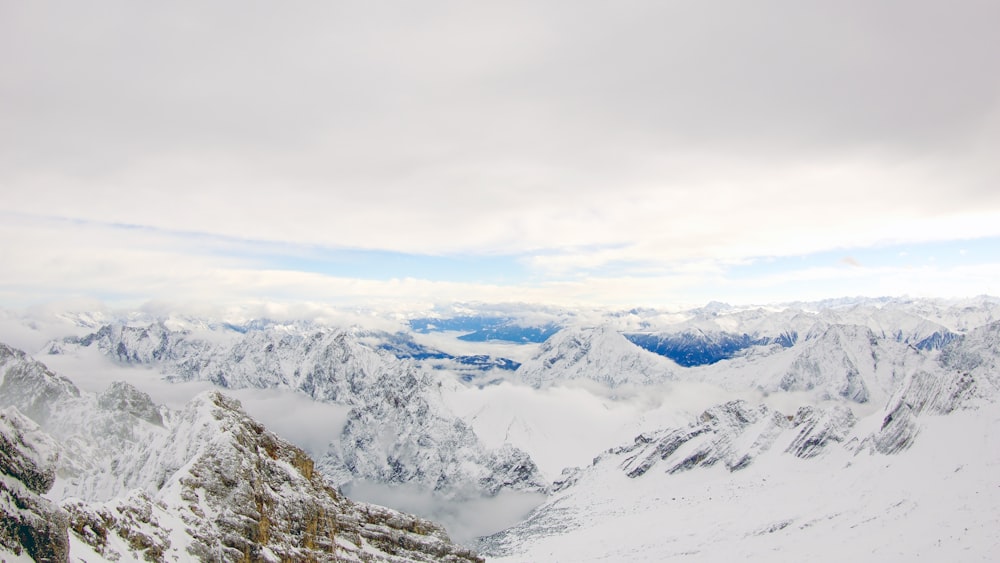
481;321;1000;561
485;403;1000;561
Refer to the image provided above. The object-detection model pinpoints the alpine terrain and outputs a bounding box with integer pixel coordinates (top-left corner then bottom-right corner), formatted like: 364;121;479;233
0;296;998;561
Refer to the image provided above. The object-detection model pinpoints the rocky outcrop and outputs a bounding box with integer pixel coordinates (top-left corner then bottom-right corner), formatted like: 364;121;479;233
939;320;1000;386
0;407;69;562
615;400;856;478
63;491;171;563
98;381;164;426
58;391;484;562
784;405;856;458
0;354;172;503
616;401;781;477
859;369;980;455
479;399;860;559
157;391;483;562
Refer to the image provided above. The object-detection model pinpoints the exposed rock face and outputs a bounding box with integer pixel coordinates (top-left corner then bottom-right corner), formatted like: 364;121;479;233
652;322;928;408
939;320;1000;386
860;369;981;454
63;491;171;563
0;407;69;563
616;400;856;478
0;354;171;503
61;391;484;563
855;322;1000;455
516;321;918;407
785;405;856;458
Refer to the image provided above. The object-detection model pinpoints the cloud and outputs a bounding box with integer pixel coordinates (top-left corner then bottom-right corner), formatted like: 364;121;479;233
29;333;350;456
38;345;217;409
225;388;352;457
343;480;545;545
2;212;999;309
1;2;999;306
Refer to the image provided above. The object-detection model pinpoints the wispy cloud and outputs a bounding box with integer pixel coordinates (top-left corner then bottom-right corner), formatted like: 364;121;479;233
2;212;999;308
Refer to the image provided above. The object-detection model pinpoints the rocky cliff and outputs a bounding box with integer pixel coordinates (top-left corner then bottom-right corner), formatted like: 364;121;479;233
0;407;69;562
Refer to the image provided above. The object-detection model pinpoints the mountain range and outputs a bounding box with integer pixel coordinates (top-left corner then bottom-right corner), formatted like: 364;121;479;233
1;295;998;561
0;342;483;562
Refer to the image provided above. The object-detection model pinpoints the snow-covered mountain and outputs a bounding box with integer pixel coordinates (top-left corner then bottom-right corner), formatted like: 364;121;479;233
620;297;1000;367
515;325;680;388
480;319;1000;561
511;317;924;407
4;296;999;561
47;323;547;502
620;305;807;366
675;322;927;406
0;342;483;562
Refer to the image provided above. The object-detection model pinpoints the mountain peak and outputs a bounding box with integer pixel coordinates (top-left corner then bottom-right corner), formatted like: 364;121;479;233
517;325;678;388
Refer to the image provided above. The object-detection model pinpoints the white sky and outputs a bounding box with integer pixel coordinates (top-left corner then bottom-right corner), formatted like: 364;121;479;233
2;1;999;309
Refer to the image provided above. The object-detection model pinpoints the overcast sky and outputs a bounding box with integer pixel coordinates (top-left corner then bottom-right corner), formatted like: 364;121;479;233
2;1;999;310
